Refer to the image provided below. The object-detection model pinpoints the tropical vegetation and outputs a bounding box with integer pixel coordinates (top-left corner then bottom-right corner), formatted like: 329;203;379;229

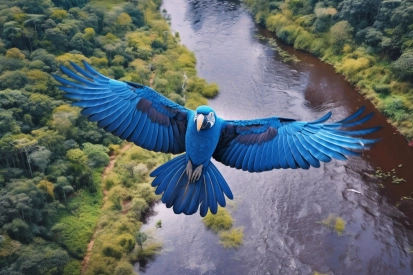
244;0;413;140
0;0;215;274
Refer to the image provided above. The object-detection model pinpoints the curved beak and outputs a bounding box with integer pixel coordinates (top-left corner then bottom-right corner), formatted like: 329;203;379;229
196;114;204;132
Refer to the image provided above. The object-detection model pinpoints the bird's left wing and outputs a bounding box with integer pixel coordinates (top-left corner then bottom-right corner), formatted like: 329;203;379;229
53;61;192;154
213;107;381;172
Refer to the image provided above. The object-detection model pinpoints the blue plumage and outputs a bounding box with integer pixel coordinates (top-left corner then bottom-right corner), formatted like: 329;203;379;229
53;61;381;217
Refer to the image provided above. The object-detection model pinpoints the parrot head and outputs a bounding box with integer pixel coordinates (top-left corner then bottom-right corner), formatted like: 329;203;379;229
195;105;216;132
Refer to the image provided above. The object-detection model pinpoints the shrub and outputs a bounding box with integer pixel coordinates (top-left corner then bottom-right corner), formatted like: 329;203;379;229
114;261;135;275
203;208;233;233
219;227;244;248
168;93;185;105
116;233;135;253
276;25;297;44
294;30;313;51
202;83;219;98
310;38;327;55
338;57;370;77
102;243;123;259
373;84;391;95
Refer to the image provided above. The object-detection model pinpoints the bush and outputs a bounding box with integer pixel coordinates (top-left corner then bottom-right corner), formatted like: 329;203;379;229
203;208;233;233
276;25;297;44
102;243;123;259
114;261;135;275
294;30;313;51
202;83;219;98
219;228;244;248
372;84;391;95
116;233;135;253
382;96;409;122
168;93;185;105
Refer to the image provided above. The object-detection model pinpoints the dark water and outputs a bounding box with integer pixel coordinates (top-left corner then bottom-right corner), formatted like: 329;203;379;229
138;0;413;274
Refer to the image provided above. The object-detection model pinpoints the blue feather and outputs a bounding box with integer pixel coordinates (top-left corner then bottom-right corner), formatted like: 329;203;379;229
82;60;111;80
330;126;382;136
64;92;113;101
210;164;233;199
127;113;147;143
241;145;254;171
247;144;259;172
309;112;332;124
96;101;128;128
72;96;114;108
53;75;86;89
88;100;127;122
153;124;163;152
316;133;365;151
159;126;169;153
60;65;105;87
287;135;309;169
186;181;201;214
283;134;297;169
292;135;320;168
277;133;288;169
69;61;96;79
262;142;273;170
206;174;217;214
162;166;186;206
173;181;194;214
270;136;281;169
121;110;142;140
146;123;159;150
150;154;186;177
105;103;135;133
337;106;365;123
234;144;248;169
253;143;265;172
208;171;226;207
341;113;374;128
80;98;122;116
310;135;357;157
300;135;333;162
138;121;154;148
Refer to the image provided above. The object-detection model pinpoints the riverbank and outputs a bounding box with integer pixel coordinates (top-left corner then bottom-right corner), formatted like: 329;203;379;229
243;0;413;142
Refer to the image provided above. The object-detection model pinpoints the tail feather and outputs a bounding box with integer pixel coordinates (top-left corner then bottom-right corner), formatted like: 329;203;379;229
151;154;233;216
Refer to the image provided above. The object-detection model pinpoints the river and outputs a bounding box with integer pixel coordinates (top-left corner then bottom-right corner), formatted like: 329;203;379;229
138;0;413;274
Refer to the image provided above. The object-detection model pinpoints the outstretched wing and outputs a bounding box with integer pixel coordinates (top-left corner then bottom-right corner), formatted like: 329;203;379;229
213;107;381;172
53;61;191;154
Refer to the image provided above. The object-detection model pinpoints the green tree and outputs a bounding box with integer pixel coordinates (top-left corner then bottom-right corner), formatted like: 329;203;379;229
135;231;147;250
330;20;354;51
29;146;51;174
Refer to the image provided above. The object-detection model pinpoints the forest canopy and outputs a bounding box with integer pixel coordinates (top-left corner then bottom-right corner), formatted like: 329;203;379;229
0;0;215;274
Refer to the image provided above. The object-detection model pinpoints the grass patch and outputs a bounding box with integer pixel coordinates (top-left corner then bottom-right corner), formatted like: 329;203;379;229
202;207;244;249
63;260;81;275
203;208;233;233
54;189;103;258
219;227;244;248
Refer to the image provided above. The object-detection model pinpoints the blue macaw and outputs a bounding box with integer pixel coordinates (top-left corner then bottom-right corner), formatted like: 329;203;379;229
53;61;381;217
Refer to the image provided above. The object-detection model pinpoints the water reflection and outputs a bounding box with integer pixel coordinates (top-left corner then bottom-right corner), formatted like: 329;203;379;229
138;0;413;274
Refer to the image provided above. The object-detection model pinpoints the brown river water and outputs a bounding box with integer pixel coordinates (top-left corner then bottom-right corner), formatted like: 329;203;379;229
137;0;413;274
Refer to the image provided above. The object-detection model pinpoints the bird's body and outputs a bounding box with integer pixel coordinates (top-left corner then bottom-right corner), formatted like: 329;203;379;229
54;61;381;217
185;110;222;167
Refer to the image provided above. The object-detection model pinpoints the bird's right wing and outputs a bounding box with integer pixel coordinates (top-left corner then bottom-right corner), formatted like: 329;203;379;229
213;107;381;172
53;61;192;154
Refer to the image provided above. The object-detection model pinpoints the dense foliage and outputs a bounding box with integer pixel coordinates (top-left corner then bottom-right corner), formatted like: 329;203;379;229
0;0;215;274
244;0;413;139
